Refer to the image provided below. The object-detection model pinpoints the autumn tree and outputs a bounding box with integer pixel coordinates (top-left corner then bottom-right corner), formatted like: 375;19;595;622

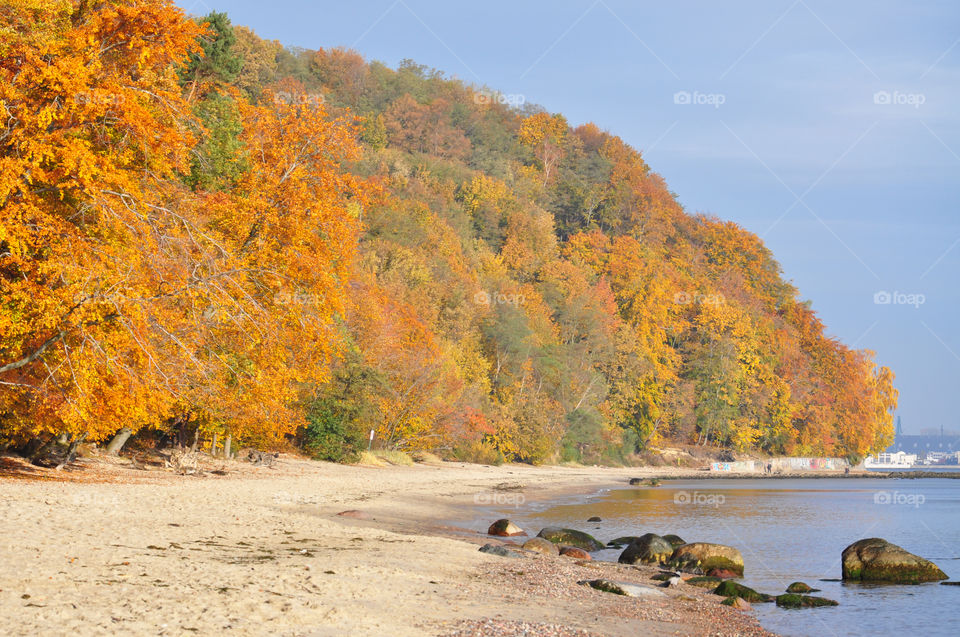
519;112;568;183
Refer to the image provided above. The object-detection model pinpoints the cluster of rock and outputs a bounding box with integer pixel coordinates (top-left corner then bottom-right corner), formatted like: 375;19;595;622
480;519;956;611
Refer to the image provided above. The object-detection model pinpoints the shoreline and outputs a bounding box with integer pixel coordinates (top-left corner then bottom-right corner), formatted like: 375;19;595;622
0;455;776;636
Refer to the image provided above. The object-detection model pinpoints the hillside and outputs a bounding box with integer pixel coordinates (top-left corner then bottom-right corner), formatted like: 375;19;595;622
0;2;896;465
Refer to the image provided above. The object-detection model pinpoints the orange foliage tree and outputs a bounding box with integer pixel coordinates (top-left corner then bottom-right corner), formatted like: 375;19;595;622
0;1;370;450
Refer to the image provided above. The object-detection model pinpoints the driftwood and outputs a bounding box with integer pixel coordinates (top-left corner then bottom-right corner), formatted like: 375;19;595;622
30;433;87;468
247;450;279;467
164;448;202;475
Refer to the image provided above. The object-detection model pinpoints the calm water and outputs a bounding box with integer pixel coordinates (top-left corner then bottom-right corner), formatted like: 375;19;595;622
472;478;960;636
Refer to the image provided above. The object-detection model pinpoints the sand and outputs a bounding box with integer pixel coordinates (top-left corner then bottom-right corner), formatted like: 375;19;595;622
0;454;776;636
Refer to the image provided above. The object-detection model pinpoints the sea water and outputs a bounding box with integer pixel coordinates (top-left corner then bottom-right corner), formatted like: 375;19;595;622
478;478;960;636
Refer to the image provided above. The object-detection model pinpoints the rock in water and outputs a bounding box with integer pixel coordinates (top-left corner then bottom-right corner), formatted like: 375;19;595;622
587;516;602;522
706;568;740;579
786;582;819;593
478;544;524;559
578;579;667;598
559;546;592;560
536;527;604;552
607;536;640;548
487;519;525;537
670;542;745;576
722;596;752;610
775;594;839;609
522;537;559;556
712;581;774;603
618;533;675;565
687;576;724;588
841;538;948;583
662;534;686;548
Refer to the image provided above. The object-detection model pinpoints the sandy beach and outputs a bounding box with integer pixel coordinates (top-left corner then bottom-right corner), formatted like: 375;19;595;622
0;454;779;636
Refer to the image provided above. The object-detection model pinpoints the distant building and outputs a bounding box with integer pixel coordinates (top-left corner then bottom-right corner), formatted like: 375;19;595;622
879;451;918;463
884;426;960;465
886;434;960;455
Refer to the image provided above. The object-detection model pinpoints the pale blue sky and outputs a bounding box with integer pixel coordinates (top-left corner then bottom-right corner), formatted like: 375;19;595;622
179;0;960;433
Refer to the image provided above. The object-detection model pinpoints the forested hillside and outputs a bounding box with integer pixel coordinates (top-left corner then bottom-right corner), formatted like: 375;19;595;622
0;1;897;465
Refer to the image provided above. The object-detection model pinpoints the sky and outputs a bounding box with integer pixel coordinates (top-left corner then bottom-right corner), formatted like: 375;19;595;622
177;0;960;434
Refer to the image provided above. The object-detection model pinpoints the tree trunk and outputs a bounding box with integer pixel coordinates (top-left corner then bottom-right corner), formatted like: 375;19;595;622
62;433;87;467
190;428;199;453
223;435;232;459
105;427;133;455
210;433;219;457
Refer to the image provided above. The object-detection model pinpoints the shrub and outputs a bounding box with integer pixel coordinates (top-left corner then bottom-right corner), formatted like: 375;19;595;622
302;398;365;463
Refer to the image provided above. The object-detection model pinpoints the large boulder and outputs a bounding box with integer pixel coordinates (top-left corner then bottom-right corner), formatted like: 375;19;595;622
786;582;819;593
618;533;674;565
776;594;838;609
670;542;744;576
687;576;724;589
722;596;752;610
841;538;948;583
578;579;667;598
487;519;525;537
478;544;524;559
536;527;604;552
559;546;591;560
712;580;773;603
522;537;559;556
662;534;686;548
607;536;640;548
